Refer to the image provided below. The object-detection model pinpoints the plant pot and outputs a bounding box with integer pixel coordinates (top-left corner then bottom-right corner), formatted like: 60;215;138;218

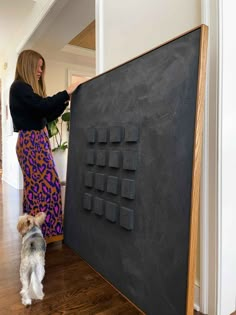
53;149;68;183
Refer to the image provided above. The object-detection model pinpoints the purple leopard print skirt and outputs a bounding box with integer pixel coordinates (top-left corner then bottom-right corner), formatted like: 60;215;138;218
16;128;63;241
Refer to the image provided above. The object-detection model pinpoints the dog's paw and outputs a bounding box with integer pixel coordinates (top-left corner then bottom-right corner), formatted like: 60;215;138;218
38;292;44;300
22;297;32;306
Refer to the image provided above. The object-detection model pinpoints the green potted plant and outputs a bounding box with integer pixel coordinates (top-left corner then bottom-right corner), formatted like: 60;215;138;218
47;109;71;152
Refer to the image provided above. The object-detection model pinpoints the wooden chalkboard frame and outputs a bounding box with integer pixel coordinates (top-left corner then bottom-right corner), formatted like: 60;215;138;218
64;24;208;315
186;24;208;315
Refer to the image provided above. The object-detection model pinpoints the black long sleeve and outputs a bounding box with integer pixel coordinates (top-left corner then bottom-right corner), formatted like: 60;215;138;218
10;80;70;131
46;104;69;123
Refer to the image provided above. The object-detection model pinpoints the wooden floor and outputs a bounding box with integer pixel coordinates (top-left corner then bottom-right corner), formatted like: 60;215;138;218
0;179;203;314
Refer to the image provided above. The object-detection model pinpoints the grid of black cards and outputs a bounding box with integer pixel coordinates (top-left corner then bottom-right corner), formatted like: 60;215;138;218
83;125;139;231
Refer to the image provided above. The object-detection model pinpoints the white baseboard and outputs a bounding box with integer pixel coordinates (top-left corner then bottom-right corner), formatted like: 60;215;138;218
194;283;200;312
61;184;66;212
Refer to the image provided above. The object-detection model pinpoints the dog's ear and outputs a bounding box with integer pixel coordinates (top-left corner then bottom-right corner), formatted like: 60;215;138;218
17;215;33;235
17;215;26;234
35;212;46;226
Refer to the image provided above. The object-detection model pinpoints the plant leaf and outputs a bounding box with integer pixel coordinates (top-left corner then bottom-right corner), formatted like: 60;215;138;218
47;120;59;138
52;141;68;152
61;112;70;122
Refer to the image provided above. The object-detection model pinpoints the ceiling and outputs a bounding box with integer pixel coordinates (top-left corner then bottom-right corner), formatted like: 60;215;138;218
0;0;35;57
0;0;95;71
69;20;95;50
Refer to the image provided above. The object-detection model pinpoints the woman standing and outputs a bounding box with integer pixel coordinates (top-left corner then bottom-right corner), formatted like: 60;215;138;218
10;49;87;243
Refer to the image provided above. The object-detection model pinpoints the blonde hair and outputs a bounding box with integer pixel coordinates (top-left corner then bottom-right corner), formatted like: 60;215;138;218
15;49;47;97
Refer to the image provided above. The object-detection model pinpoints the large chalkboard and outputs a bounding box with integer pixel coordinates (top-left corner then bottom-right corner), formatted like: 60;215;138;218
64;25;208;315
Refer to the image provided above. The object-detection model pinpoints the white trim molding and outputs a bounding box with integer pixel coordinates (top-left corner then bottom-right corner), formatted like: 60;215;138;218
200;0;220;314
201;0;236;314
67;68;94;86
62;44;95;58
194;284;200;312
199;1;210;313
95;0;104;75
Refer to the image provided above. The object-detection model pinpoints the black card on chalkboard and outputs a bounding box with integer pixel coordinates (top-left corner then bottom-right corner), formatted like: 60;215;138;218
64;25;208;315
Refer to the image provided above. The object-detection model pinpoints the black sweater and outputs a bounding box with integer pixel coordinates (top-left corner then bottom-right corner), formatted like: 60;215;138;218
10;80;70;132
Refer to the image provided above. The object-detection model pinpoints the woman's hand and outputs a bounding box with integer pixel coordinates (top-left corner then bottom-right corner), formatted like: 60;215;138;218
66;76;89;95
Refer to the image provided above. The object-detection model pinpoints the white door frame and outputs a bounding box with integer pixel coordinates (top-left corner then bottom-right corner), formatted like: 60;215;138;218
200;0;236;314
200;0;220;314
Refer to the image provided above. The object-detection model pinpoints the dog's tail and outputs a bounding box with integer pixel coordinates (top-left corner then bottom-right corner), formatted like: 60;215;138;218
29;268;44;300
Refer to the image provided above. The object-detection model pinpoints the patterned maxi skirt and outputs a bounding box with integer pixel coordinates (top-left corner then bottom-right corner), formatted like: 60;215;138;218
16;128;63;243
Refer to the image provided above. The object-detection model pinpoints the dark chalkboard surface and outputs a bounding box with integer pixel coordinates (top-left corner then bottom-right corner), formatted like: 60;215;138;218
64;25;208;315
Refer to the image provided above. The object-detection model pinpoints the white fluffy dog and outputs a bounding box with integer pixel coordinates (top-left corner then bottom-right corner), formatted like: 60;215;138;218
17;212;46;306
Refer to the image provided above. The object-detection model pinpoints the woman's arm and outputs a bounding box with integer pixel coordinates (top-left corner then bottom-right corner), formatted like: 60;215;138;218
10;77;89;120
46;105;69;123
10;81;69;118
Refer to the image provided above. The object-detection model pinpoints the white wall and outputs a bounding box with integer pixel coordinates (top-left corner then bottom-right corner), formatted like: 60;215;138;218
96;0;200;73
218;0;236;313
1;55;24;189
45;59;95;94
1;0;59;189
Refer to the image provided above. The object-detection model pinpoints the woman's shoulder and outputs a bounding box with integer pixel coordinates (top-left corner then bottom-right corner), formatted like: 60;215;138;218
11;80;31;88
10;80;32;96
11;80;32;90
